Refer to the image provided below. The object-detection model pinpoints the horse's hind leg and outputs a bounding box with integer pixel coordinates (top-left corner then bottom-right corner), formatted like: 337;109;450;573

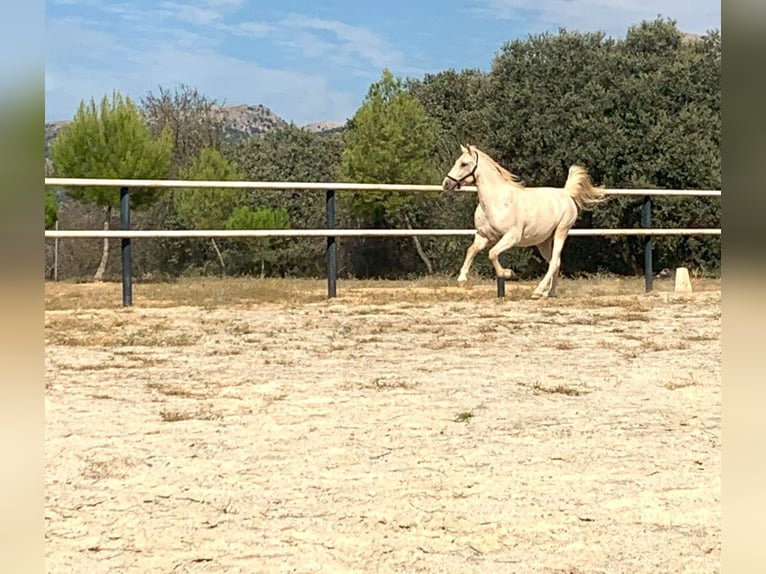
532;230;567;299
458;233;490;286
534;237;560;296
536;237;553;263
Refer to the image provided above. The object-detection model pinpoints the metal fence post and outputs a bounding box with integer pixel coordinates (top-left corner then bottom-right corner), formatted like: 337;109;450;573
642;195;653;292
496;252;506;298
53;220;59;281
326;189;337;298
120;187;133;306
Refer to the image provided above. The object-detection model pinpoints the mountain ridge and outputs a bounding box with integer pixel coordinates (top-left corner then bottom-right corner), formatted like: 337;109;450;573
45;103;345;158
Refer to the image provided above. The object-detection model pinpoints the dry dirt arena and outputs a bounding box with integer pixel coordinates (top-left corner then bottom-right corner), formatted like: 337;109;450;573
45;278;721;573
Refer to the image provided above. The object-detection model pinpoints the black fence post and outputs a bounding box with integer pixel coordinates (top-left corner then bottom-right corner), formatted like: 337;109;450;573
326;189;337;298
120;186;133;306
496;251;506;298
642;195;653;292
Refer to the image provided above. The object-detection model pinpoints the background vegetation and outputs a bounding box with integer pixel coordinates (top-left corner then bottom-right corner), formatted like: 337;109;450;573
45;18;720;282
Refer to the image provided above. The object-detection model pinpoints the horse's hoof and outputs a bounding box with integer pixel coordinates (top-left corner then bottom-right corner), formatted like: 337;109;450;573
530;292;543;299
457;280;468;288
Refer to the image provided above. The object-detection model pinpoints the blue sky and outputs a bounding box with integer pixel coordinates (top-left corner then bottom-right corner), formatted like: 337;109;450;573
44;0;721;125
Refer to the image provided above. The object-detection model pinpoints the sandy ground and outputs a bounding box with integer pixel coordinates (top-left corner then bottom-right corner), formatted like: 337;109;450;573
45;286;721;573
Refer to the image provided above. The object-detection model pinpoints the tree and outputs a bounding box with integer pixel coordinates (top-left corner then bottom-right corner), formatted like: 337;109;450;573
484;19;720;276
45;189;57;229
141;84;227;177
226;206;290;278
407;68;491;164
338;69;441;275
227;124;344;276
173;147;244;275
50;92;173;280
407;69;496;276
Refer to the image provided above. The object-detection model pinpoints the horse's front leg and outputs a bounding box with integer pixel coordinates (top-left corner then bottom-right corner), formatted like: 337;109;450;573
488;232;519;280
458;233;490;286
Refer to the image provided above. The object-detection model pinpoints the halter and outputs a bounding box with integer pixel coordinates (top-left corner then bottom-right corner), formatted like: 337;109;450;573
446;151;479;186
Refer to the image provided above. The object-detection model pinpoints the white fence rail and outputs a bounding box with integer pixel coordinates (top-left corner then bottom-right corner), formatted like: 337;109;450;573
44;178;721;305
45;228;721;239
44;177;722;196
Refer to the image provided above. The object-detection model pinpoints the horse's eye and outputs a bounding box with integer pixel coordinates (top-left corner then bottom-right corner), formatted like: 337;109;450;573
460;162;468;167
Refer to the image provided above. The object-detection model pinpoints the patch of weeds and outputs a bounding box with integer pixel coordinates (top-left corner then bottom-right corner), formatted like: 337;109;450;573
476;323;503;335
116;329;200;347
82;456;133;479
262;393;288;407
621;312;650;322
366;377;416;390
367;322;392;335
687;333;718;342
116;352;170;368
662;378;699;390
620;333;645;341
342;377;416;390
619;348;640;359
424;337;470;350
147;382;203;398
454;411;474;423
569;316;598;325
225;321;254;335
159;405;222;422
553;340;576;350
209;347;244;356
531;382;588;396
640;339;690;352
67;362;113;371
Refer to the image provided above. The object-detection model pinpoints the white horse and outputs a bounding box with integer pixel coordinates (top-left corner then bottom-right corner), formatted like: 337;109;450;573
443;145;605;298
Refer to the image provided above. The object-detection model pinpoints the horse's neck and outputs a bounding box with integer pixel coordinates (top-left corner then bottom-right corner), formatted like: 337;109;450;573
475;165;517;212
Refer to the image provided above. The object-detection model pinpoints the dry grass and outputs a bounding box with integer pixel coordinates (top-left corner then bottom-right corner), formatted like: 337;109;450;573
45;313;201;347
662;378;699;390
552;340;576;350
146;382;205;398
454;411;474;423
45;274;721;311
343;376;418;390
159;405;222;422
531;382;589;396
82;456;134;480
115;352;170;367
640;339;691;352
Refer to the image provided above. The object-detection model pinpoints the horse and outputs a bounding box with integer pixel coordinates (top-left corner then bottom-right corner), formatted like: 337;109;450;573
443;145;605;298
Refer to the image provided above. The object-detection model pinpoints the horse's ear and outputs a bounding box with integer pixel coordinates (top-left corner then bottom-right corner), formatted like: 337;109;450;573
460;144;469;154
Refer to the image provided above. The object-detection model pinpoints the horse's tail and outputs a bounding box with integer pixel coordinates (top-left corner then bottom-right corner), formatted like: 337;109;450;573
564;165;606;211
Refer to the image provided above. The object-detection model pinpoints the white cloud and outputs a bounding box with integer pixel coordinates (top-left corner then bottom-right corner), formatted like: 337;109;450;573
158;2;226;26
44;4;418;123
230;21;273;37
44;14;359;124
473;0;720;36
275;14;405;74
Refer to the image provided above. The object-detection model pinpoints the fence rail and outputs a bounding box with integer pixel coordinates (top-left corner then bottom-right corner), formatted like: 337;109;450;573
45;228;721;238
44;177;722;197
44;178;721;306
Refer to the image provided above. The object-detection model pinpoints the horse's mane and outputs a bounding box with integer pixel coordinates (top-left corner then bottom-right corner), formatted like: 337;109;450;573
472;147;526;190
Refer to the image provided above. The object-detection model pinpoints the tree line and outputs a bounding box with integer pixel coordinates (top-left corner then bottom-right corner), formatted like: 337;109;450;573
45;18;720;282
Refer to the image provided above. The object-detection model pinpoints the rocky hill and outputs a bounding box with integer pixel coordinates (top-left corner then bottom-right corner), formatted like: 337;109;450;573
213;103;288;139
45;104;344;158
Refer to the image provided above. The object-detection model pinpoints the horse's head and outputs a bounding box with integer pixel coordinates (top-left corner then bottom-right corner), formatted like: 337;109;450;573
442;144;479;192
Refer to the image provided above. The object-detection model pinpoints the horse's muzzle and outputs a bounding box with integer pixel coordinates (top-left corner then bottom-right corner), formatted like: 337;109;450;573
442;177;460;192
